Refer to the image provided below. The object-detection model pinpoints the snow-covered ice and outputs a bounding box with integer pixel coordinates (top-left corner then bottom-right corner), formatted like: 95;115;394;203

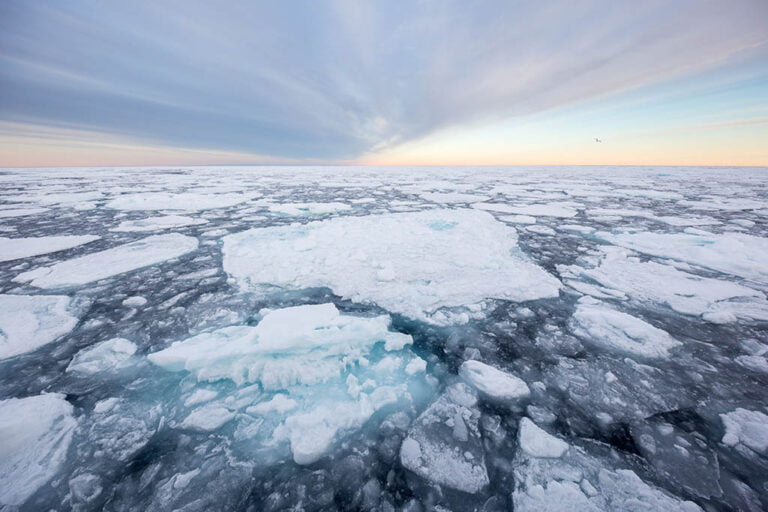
0;294;78;360
0;234;99;262
15;233;198;288
459;360;530;403
0;394;77;506
111;215;208;232
1;165;767;511
570;300;681;359
223;208;561;324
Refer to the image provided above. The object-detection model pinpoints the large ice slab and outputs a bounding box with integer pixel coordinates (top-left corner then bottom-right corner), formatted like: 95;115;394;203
15;233;198;289
0;393;77;507
473;202;578;217
570;300;680;360
222;209;560;324
598;231;768;284
107;192;258;211
111;215;208;232
0;294;78;360
268;202;351;216
563;249;768;323
149;303;428;465
0;235;99;262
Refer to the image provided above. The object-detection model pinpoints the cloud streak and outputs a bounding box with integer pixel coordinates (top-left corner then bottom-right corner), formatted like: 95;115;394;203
1;0;767;162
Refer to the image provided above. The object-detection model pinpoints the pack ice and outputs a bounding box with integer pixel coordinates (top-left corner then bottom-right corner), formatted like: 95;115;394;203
0;294;78;360
0;234;99;262
0;394;77;506
14;233;198;289
148;303;429;465
222;209;561;324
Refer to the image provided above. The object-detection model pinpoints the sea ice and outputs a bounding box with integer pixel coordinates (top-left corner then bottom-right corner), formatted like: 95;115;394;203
518;417;569;458
268;202;351;216
0;394;77;507
149;303;428;465
111;215;208;232
420;192;490;203
15;233;199;289
66;338;138;374
598;230;768;284
107;192;259;211
222;209;560;324
564;249;768;322
720;408;768;454
0;207;48;218
474;202;578;218
0;294;78;360
459;360;530;403
400;383;489;493
0;234;99;262
570;301;680;359
512;417;702;511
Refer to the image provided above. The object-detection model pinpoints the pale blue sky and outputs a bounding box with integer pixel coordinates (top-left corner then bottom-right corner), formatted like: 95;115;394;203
1;0;767;166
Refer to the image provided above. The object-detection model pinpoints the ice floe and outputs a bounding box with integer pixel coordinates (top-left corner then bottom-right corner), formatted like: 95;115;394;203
0;294;78;360
107;192;258;211
268;202;351;216
400;383;489;493
67;338;138;374
598;230;768;284
721;408;768;455
15;233;198;289
0;394;77;507
111;215;208;232
222;209;560;324
459;360;530;404
562;248;768;322
570;300;680;359
149;303;429;465
0;234;99;262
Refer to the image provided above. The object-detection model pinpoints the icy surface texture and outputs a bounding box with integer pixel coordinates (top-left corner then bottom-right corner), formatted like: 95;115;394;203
0;294;78;360
15;233;199;289
0;165;767;511
149;303;429;465
0;234;99;262
223;208;561;324
0;394;77;506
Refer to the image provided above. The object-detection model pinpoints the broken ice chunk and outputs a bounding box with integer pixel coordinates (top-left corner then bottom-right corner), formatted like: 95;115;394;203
399;383;489;493
459;360;530;404
720;408;768;455
0;394;77;507
66;338;137;374
570;301;680;360
0;294;78;360
518;417;569;458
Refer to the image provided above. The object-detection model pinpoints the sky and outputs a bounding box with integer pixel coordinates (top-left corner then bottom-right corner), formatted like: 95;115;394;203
1;0;767;167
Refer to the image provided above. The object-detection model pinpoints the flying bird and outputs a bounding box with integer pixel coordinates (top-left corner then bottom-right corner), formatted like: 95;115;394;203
595;138;602;143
